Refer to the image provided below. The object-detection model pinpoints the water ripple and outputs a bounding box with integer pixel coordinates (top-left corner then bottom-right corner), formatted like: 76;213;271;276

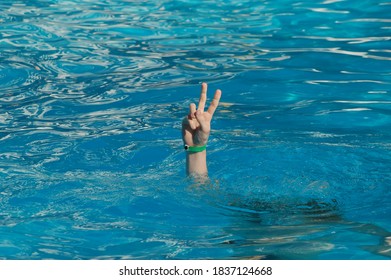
1;0;389;99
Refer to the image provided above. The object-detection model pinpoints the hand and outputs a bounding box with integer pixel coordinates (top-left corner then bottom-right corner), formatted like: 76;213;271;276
182;83;222;147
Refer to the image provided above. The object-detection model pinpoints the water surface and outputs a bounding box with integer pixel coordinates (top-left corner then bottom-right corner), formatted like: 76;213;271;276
0;0;390;259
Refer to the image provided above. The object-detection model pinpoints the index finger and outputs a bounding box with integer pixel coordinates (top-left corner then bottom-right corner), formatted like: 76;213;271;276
207;89;222;116
198;82;207;112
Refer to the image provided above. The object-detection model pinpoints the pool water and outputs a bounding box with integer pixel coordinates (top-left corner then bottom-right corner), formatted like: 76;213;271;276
1;0;390;259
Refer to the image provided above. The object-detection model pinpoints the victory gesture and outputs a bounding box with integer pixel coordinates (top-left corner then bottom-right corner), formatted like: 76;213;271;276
182;83;222;147
182;83;222;176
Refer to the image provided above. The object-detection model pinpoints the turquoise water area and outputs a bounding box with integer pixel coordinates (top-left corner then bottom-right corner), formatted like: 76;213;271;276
0;0;390;259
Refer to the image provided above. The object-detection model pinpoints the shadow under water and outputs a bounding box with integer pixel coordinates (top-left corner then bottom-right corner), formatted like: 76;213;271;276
185;178;391;260
215;197;391;260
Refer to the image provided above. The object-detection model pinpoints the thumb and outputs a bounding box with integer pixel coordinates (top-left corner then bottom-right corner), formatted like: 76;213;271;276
195;110;210;132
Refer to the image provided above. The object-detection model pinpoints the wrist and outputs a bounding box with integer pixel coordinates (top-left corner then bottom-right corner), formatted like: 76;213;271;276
184;144;206;153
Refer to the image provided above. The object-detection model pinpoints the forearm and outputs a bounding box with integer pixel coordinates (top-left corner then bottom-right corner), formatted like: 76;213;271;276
186;150;207;176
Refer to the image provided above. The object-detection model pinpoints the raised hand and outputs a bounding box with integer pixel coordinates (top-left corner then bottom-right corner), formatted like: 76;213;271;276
182;83;222;147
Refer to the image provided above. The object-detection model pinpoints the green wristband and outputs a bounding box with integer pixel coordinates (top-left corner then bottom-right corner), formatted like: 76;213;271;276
184;144;206;153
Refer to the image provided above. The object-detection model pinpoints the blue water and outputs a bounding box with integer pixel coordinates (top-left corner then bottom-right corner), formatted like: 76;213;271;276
1;0;390;259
